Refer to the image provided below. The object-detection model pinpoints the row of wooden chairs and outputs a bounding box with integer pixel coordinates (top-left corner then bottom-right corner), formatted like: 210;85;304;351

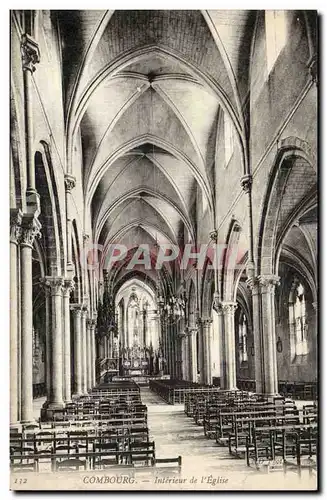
11;441;156;472
183;388;318;475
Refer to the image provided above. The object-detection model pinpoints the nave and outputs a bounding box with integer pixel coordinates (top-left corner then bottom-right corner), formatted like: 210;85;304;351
10;9;318;490
10;381;317;490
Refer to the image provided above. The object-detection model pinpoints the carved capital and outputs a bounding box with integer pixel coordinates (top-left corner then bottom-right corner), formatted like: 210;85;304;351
19;214;41;248
186;326;198;337
246;276;257;292
220;301;238;315
209;229;218;242
62;279;75;297
83;233;90;243
70;303;83;317
64;174;76;193
40;276;65;296
257;274;280;292
10;208;23;244
21;33;40;72
240;174;252;193
199;318;213;327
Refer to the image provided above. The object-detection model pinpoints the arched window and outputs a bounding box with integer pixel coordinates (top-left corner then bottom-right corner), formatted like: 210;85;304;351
289;282;309;360
238;313;248;364
265;10;287;74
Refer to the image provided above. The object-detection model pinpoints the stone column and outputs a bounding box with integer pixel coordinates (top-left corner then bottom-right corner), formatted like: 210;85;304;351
201;319;213;385
47;277;65;409
21;33;40;214
259;275;279;396
183;332;189;380
176;333;184;380
86;319;92;390
247;275;279;395
220;302;238;390
45;283;52;403
187;327;197;382
90;319;96;388
71;305;82;396
39;278;52;408
64;175;76;275
62;279;74;403
197;322;204;384
19;214;41;422
246;278;263;393
10;209;22;425
81;307;88;394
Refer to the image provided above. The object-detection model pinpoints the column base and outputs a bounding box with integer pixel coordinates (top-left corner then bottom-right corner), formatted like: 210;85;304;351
19;419;38;427
10;422;23;433
40;400;65;421
46;402;65;410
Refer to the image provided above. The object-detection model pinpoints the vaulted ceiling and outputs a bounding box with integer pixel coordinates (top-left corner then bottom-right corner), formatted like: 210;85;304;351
57;10;257;292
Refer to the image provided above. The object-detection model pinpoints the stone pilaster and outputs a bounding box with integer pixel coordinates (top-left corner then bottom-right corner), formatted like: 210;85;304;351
81;306;88;394
19;214;41;422
10;209;22;425
187;327;198;382
219;302;238;390
247;275;280;395
183;332;189;380
71;305;83;396
62;279;74;402
176;332;185;380
44;277;65;409
64;175;76;277
200;319;213;385
90;319;96;388
21;34;40;213
86;319;93;390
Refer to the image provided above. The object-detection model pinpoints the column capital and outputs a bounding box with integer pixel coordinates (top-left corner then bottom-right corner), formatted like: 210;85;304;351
81;305;88;318
209;229;218;242
64;174;76;193
21;33;40;72
219;301;238;314
247;275;280;293
86;318;96;329
240;174;252;193
40;276;65;296
62;278;75;297
19;214;41;248
186;327;198;338
83;233;90;243
199;318;213;327
312;301;318;312
257;274;280;291
70;303;83;316
10;208;23;244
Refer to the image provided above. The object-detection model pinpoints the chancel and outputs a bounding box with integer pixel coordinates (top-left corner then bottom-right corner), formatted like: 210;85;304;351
10;9;318;490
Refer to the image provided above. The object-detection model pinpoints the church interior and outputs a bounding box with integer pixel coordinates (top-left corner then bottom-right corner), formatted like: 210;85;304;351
10;10;318;488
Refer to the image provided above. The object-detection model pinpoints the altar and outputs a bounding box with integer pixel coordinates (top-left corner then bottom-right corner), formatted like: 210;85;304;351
121;344;149;376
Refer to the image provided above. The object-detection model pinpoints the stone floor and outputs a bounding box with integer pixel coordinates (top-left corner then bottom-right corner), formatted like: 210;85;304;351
30;390;317;490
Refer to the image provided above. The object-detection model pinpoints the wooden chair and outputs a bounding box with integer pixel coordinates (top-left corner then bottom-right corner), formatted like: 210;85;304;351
93;442;120;469
129;441;155;467
55;457;87;472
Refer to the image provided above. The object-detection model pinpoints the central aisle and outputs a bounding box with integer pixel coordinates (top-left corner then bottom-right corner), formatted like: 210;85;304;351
140;387;247;475
140;387;316;490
